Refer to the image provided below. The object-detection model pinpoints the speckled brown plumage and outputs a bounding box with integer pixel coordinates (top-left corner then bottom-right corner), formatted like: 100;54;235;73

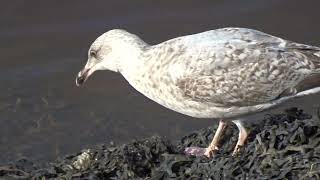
76;27;320;157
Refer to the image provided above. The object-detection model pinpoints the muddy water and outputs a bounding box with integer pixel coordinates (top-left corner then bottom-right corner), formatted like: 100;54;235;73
1;0;320;164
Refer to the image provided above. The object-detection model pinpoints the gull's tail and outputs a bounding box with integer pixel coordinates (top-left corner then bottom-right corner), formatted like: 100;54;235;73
313;51;320;72
286;41;320;73
285;43;320;92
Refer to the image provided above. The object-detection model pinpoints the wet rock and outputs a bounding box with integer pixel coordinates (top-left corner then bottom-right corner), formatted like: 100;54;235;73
1;108;320;179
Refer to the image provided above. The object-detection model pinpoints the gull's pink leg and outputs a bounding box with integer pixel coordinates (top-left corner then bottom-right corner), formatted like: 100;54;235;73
185;120;228;158
232;120;249;156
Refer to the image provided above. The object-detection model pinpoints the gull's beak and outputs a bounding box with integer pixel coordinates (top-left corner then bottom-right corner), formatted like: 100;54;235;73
76;68;91;86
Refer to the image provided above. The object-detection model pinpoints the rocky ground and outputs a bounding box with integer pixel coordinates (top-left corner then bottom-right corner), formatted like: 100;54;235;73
1;108;320;180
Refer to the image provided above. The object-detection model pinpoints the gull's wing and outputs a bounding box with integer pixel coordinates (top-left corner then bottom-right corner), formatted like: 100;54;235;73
165;28;319;107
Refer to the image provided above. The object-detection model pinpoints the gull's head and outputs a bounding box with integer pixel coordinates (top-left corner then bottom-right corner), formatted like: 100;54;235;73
76;29;145;86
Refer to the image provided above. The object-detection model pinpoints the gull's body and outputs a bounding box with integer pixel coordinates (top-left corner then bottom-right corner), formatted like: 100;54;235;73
76;27;320;157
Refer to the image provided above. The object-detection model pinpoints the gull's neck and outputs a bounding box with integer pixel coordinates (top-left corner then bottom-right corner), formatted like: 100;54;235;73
116;34;164;100
118;35;150;77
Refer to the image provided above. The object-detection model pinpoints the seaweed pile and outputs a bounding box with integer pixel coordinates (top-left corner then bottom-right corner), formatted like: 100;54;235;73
1;108;320;179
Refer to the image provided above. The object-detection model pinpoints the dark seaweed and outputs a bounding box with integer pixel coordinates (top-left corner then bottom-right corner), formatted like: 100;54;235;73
1;108;320;180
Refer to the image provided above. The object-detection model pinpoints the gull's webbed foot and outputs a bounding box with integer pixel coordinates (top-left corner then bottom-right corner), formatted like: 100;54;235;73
232;120;249;156
184;120;249;158
184;120;227;158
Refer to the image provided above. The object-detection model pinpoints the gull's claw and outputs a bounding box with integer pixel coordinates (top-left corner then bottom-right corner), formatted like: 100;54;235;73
204;146;219;158
232;144;244;156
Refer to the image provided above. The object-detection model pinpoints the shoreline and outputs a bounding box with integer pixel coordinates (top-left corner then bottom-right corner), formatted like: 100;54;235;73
1;108;320;179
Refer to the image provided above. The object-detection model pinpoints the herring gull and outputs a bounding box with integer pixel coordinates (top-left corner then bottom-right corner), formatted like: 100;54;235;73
76;28;320;157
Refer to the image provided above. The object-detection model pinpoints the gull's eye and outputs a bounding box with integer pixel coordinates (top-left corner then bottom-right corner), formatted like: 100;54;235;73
90;50;97;57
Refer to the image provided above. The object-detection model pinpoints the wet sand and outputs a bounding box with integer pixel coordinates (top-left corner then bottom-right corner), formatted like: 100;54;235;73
0;0;320;164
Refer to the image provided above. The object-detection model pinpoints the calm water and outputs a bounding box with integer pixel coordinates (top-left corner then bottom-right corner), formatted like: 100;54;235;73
1;0;320;164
